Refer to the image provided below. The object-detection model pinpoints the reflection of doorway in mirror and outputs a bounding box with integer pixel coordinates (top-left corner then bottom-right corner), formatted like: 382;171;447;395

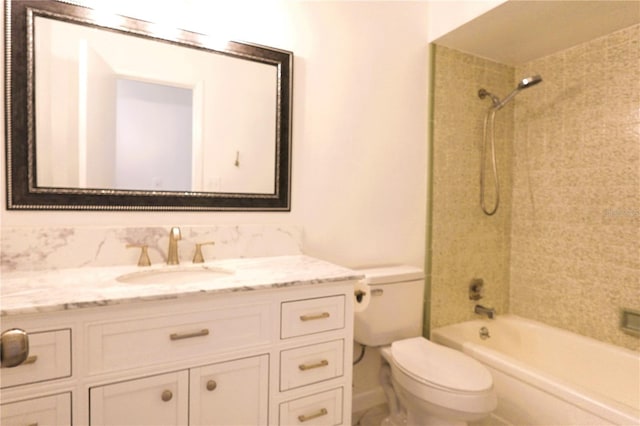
115;79;193;192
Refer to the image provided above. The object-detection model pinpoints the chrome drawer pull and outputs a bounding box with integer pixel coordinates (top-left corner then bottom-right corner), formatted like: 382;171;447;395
169;329;209;341
298;359;329;371
299;312;330;322
23;355;38;365
161;390;173;402
298;408;328;423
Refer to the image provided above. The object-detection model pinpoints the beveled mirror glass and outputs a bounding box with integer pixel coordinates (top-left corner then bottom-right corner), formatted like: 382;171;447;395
5;0;292;211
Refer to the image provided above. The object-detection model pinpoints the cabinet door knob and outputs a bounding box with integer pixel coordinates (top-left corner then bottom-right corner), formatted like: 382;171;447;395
161;390;173;402
206;380;217;391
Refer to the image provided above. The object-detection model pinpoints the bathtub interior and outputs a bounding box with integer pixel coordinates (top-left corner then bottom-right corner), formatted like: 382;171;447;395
431;315;640;417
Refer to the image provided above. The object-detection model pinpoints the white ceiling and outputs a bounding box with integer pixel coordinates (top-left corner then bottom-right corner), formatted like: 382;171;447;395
433;0;640;65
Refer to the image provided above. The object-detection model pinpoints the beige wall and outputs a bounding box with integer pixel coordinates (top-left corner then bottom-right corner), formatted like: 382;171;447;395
429;46;514;330
510;24;640;351
1;1;429;270
430;24;639;351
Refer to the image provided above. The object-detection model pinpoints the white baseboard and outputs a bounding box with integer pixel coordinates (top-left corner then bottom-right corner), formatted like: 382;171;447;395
352;386;386;413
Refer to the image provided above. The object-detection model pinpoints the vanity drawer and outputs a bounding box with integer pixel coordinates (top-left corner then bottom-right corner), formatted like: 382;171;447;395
279;387;343;426
1;392;72;425
281;295;345;339
87;303;271;374
1;329;71;389
280;340;344;391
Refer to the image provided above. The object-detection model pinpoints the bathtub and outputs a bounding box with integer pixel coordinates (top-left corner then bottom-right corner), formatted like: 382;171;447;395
431;315;640;426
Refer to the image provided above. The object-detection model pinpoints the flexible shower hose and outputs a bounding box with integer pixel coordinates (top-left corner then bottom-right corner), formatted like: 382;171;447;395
480;108;500;216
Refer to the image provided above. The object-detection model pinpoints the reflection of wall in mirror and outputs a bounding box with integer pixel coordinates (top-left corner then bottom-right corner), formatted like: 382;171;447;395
202;56;277;194
115;79;193;191
35;14;80;187
34;16;278;194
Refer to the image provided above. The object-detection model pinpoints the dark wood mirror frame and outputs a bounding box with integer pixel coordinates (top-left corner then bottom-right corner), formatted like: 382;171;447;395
5;0;292;211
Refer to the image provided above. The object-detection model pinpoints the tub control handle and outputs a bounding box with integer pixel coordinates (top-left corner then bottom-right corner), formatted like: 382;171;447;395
1;328;29;368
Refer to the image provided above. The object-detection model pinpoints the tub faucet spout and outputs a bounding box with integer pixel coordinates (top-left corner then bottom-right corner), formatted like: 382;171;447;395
474;304;495;319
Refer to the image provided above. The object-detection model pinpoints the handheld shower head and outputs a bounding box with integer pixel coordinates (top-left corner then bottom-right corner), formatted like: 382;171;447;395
495;74;543;110
477;74;543;216
517;75;543;90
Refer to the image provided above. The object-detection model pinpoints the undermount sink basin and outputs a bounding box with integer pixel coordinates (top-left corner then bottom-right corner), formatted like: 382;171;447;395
116;266;234;285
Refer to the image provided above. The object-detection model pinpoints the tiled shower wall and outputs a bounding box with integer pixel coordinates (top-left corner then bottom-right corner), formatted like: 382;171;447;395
431;25;639;351
510;24;640;350
430;46;514;330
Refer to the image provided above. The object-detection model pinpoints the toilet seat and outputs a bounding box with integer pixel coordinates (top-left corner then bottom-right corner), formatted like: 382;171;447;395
391;337;492;393
388;337;497;416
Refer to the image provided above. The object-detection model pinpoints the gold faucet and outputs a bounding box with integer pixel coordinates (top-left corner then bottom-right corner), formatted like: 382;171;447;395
167;227;182;265
192;241;215;264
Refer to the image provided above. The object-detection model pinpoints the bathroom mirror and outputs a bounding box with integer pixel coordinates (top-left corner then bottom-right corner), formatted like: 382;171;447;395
5;0;292;211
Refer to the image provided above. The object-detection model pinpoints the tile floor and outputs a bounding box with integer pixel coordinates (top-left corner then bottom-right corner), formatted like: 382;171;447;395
351;403;502;426
352;403;390;426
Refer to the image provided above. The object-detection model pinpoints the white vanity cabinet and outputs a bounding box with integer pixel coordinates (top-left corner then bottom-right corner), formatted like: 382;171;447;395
90;355;269;426
189;355;269;425
1;392;72;425
0;327;73;426
0;329;72;389
0;278;355;426
90;370;190;426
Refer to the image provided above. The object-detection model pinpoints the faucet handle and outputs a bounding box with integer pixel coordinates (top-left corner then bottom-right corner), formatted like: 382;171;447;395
192;241;215;264
126;244;151;267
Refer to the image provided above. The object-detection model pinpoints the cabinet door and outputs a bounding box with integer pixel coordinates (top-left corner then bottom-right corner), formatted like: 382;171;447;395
90;371;188;426
1;392;71;426
190;354;269;426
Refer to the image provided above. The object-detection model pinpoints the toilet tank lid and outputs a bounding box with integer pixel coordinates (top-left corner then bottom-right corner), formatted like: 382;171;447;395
355;265;424;285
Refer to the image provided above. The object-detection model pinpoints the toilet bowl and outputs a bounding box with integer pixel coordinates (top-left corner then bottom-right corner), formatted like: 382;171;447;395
354;266;497;425
383;338;496;425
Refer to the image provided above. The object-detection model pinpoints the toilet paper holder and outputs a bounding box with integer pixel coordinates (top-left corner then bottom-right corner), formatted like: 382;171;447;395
355;288;383;302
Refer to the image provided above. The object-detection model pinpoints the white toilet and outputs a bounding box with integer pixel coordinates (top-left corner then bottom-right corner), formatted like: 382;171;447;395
354;266;497;426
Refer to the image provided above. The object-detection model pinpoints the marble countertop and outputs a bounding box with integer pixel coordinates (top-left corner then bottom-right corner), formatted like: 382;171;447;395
0;255;362;316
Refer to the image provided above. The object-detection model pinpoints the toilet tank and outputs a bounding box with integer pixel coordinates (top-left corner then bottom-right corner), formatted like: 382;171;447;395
354;265;425;346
